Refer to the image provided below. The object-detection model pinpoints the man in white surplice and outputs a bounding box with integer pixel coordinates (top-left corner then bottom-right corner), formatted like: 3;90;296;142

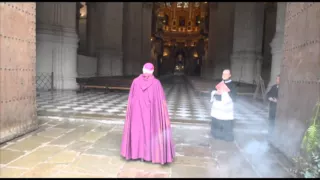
210;69;236;142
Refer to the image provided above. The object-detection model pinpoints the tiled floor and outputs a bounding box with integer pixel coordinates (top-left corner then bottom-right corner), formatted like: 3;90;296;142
0;117;293;178
37;76;269;123
0;75;292;177
36;76;269;135
36;85;212;121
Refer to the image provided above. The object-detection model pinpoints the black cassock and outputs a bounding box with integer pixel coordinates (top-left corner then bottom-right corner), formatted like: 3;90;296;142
266;84;279;135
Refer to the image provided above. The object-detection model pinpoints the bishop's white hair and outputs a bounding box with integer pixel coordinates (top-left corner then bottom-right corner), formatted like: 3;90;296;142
142;68;154;74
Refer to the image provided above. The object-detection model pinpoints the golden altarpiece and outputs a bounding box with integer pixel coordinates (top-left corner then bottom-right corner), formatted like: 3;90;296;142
152;2;209;75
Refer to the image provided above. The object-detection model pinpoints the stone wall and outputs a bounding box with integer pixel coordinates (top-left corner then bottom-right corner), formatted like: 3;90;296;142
0;3;38;143
272;3;320;158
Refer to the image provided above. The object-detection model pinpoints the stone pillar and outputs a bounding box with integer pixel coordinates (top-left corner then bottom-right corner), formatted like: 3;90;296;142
122;3;130;75
271;3;320;159
97;3;123;76
123;3;153;76
123;3;143;76
36;2;79;90
230;3;264;84
0;3;38;143
268;3;286;88
142;3;154;72
86;2;97;57
201;3;217;79
212;3;235;79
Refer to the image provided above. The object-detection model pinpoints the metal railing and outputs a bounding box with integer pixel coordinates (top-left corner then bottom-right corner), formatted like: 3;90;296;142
36;72;54;91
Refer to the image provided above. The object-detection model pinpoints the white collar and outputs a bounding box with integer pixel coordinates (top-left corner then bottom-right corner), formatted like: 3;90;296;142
224;79;232;83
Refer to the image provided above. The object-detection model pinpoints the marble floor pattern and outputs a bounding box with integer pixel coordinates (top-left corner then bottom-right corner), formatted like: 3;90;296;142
0;117;293;178
36;85;213;121
36;76;269;126
36;76;269;135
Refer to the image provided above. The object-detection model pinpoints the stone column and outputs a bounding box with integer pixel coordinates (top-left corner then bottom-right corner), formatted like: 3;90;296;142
122;3;143;76
122;3;130;75
86;3;97;57
201;3;217;79
97;3;123;76
36;2;79;90
268;3;286;88
212;3;235;79
123;3;154;76
142;3;154;71
230;3;265;84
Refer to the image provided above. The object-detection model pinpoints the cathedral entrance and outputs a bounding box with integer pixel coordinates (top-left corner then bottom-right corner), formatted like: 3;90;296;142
1;3;320;177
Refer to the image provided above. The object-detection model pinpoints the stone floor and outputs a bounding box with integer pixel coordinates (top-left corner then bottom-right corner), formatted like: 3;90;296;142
0;117;293;178
1;75;294;177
